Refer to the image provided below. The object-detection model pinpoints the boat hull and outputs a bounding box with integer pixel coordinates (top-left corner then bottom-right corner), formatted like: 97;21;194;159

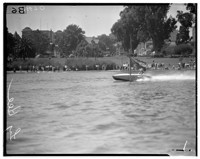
112;73;151;81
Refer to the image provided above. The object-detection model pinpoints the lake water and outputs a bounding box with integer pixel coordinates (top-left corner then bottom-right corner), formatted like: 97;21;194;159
6;70;196;156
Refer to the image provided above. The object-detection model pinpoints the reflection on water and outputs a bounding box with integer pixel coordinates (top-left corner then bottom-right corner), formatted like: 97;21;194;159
6;71;196;155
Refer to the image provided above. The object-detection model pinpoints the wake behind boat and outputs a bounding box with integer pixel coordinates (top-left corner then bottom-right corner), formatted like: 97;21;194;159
112;73;151;81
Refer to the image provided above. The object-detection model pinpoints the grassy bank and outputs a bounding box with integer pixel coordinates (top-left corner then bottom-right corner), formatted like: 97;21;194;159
7;56;196;71
7;57;121;71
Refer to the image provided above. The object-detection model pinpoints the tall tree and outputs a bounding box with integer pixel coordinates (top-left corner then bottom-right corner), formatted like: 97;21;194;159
111;6;142;55
119;6;141;54
54;30;64;55
6;28;16;58
111;5;177;55
143;5;177;53
111;19;127;50
186;3;196;55
19;37;34;60
13;32;22;58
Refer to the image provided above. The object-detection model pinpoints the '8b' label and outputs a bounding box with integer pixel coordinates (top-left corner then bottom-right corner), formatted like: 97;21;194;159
7;6;27;14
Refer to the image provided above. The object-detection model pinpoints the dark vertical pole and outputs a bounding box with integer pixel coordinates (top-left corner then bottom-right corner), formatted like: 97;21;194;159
129;34;132;81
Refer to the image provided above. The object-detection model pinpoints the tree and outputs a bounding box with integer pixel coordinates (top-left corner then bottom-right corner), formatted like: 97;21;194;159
13;32;22;58
119;6;141;54
97;34;116;55
84;44;93;58
61;24;85;56
111;5;177;55
186;3;197;15
6;28;16;58
19;37;34;60
111;6;142;55
98;41;106;52
176;11;193;44
91;39;101;59
13;31;21;43
143;5;177;53
33;30;50;55
54;30;64;55
76;39;88;57
111;19;128;51
21;27;51;56
176;25;191;45
174;44;193;56
186;3;196;55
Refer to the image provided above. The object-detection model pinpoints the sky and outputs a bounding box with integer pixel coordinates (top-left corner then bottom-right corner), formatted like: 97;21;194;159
6;4;188;37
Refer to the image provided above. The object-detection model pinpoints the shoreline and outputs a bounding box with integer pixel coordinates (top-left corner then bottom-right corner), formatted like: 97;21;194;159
6;68;196;74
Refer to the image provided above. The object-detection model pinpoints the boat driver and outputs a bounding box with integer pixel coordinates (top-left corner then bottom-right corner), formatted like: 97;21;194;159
139;68;144;74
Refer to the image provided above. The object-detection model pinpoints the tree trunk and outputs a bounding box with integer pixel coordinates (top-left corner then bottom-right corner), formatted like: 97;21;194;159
129;34;132;55
152;37;159;54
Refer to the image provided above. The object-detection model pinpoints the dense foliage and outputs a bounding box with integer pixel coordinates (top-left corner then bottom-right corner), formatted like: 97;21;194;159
6;28;35;60
59;24;85;56
176;11;193;44
111;4;177;55
174;44;193;56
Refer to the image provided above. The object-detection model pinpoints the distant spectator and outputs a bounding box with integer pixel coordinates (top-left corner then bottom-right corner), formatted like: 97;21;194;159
41;66;44;72
155;63;158;70
181;62;185;68
64;65;67;71
32;65;35;72
185;63;190;69
178;63;181;68
35;65;39;71
96;65;99;70
13;67;16;73
26;65;29;72
19;65;22;72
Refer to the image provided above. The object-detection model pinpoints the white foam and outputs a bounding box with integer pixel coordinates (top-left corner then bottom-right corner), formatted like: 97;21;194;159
137;73;195;82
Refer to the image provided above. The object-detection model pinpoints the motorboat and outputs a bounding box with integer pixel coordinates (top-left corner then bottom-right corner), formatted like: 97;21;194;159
113;56;151;81
112;73;151;81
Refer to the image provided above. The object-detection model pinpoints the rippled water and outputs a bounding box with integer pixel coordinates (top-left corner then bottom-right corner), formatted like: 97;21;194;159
6;70;196;155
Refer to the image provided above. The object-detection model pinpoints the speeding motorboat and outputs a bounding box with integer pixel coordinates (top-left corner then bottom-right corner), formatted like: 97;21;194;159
113;56;151;81
112;73;151;81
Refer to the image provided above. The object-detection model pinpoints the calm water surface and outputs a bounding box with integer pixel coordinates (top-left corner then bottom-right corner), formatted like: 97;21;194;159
6;71;196;155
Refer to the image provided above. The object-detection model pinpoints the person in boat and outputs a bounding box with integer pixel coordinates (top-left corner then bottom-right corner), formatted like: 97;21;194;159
139;68;144;74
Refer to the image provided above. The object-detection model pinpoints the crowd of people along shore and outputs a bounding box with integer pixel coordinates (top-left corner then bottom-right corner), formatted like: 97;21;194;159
10;63;115;73
121;59;196;71
9;58;196;73
148;59;196;70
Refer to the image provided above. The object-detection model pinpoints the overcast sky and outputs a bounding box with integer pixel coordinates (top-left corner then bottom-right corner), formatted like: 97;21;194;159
6;4;187;37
